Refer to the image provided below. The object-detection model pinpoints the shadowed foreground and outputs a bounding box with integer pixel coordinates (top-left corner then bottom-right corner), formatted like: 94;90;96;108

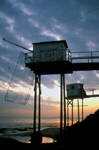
0;137;60;150
57;109;99;149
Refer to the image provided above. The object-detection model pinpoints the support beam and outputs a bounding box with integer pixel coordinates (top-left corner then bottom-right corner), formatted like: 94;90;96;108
72;100;73;125
60;74;63;135
63;74;66;132
34;74;37;133
60;74;66;134
78;99;80;122
67;99;73;126
38;75;41;133
67;99;69;126
33;74;41;133
31;74;42;144
82;99;83;121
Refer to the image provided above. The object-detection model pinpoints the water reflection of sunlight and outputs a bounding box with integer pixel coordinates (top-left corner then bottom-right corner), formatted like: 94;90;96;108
42;137;53;143
12;136;54;144
11;136;31;143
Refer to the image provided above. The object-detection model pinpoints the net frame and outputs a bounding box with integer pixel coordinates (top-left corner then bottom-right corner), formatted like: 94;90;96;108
4;52;34;105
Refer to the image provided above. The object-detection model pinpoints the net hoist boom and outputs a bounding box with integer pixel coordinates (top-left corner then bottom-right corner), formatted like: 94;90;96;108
3;38;32;52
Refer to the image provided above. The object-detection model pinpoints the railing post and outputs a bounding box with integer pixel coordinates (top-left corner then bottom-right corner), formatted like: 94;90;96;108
70;50;72;63
91;52;93;63
68;49;69;61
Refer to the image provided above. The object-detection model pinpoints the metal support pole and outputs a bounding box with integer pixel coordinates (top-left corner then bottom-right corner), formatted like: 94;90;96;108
91;52;93;63
63;74;66;132
82;99;83;121
60;74;63;135
38;75;41;133
34;74;37;133
78;99;80;122
68;102;69;126
72;100;73;125
67;100;69;126
66;99;67;126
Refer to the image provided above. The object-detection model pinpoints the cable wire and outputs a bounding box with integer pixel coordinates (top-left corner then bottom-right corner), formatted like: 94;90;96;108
22;7;99;37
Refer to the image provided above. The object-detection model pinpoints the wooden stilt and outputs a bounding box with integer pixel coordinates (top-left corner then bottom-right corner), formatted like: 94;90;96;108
60;74;63;135
82;99;83;121
72;100;73;125
31;74;42;144
34;74;37;133
63;74;66;132
67;100;69;126
38;75;41;133
78;99;80;122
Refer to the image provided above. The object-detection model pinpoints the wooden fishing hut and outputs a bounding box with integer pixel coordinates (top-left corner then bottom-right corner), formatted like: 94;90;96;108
25;39;99;143
25;40;72;142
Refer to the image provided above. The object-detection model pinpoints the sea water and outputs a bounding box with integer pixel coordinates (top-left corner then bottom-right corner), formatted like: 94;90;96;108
0;117;60;130
0;117;60;143
0;117;77;143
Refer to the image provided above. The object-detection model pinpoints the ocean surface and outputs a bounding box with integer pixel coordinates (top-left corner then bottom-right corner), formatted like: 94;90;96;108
0;117;77;143
0;117;60;143
0;117;60;129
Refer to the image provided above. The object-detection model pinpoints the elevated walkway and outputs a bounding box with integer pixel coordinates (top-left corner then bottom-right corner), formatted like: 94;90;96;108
25;50;99;75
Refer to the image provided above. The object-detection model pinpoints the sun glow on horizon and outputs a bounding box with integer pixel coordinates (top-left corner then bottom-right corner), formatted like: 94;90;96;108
41;83;60;102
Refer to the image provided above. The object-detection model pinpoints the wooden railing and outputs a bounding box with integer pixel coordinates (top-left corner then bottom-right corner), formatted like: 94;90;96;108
71;51;99;63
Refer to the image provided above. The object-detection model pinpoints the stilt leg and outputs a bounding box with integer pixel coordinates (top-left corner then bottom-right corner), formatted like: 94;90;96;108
63;74;66;132
34;74;37;133
82;99;83;121
31;74;42;144
78;99;80;122
72;100;73;125
38;75;41;133
60;74;63;135
67;100;69;126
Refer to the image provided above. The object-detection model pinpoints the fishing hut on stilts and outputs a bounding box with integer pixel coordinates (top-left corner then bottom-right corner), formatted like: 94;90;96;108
25;40;71;142
4;38;99;143
66;83;86;126
25;40;99;143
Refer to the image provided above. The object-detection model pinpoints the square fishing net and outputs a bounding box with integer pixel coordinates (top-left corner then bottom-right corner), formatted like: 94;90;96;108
4;52;34;104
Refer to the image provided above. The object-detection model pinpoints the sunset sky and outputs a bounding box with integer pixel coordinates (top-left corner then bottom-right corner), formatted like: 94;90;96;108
0;0;99;119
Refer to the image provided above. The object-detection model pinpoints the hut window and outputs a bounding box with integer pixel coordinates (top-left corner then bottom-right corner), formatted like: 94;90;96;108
71;85;74;89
